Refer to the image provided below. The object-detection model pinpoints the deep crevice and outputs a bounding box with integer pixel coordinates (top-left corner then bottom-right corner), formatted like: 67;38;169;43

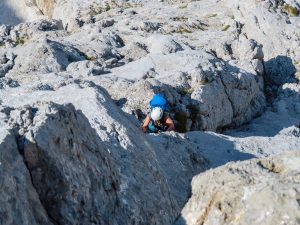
14;129;61;225
218;75;235;118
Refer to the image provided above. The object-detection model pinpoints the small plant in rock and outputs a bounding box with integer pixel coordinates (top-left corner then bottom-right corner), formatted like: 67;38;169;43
221;24;230;31
283;4;299;16
178;87;194;96
15;36;25;45
179;4;188;9
199;77;209;85
0;42;5;47
85;55;97;61
104;2;111;11
89;1;111;16
172;16;188;22
175;26;193;34
207;13;218;18
89;4;102;16
189;23;207;31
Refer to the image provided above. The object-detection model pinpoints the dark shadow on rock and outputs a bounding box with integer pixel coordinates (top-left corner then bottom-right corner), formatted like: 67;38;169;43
149;130;255;224
52;83;183;225
264;55;297;87
226;86;300;138
47;40;86;68
173;215;187;225
0;1;23;25
169;131;255;225
0;128;54;225
15;102;120;225
115;97;127;107
186;131;256;169
30;81;257;225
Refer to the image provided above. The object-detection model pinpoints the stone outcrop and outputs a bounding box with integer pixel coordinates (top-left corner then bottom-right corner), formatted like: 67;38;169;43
224;0;300;87
7;102;121;225
0;0;299;224
0;83;210;224
175;151;300;225
0;124;53;225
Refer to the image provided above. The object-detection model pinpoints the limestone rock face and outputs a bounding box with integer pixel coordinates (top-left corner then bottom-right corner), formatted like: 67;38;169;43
175;152;300;225
7;39;84;76
225;0;300;85
0;7;268;132
0;125;53;225
7;102;120;225
0;0;300;224
0;83;210;225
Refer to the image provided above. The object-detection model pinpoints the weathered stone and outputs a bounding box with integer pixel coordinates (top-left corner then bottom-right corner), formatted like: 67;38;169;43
175;152;300;225
0;1;299;224
8;102;120;225
0;121;53;225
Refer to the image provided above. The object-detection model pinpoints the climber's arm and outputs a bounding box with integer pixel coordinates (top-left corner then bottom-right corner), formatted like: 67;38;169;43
165;116;175;132
141;115;151;133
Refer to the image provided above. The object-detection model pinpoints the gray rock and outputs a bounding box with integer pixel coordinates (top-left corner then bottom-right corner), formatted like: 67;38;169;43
66;60;107;77
0;25;11;37
0;82;209;225
6;38;85;77
139;21;161;32
7;102;120;225
98;19;115;28
226;0;300;79
0;77;19;89
265;55;297;86
145;34;186;54
0;53;15;78
175;151;300;225
117;42;149;62
0;1;299;225
0;121;53;225
232;37;264;60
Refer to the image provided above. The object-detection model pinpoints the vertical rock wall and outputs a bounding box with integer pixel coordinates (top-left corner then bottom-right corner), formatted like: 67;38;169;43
34;0;55;18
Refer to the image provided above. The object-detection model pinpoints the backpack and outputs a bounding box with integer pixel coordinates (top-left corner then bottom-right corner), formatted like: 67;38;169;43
149;94;168;111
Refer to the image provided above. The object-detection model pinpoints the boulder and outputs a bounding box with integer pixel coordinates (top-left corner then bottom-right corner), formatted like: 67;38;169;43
4;38;84;78
7;102;120;225
175;151;300;225
0;116;53;225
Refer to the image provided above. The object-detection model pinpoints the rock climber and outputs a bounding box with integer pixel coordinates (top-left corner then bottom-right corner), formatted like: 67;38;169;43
141;94;175;133
141;107;175;133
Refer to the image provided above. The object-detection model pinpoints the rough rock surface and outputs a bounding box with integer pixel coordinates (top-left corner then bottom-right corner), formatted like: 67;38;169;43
0;122;52;225
7;102;121;225
0;82;211;225
0;0;300;224
175;151;300;225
